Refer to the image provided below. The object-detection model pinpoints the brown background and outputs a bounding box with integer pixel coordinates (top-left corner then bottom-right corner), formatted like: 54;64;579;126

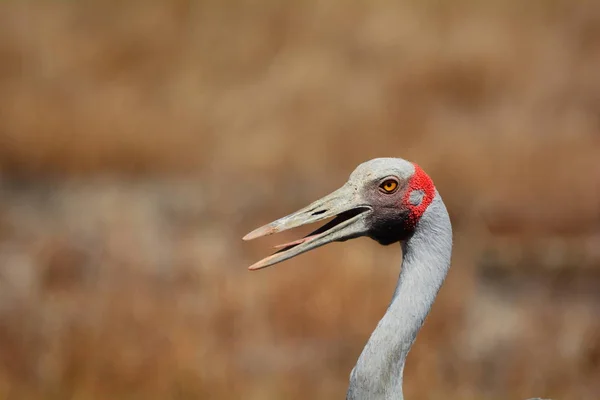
0;1;599;399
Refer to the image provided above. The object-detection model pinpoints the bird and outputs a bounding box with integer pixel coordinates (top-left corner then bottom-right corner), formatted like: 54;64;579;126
243;157;549;400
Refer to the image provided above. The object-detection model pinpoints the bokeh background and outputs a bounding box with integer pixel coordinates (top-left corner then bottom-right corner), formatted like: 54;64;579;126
0;1;599;399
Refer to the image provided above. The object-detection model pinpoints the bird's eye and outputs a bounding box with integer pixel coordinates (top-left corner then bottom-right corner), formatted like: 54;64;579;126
380;179;398;193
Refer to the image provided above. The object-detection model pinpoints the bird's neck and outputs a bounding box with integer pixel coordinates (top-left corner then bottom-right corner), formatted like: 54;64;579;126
347;191;453;400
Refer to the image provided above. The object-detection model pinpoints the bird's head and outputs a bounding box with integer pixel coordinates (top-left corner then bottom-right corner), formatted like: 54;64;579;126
243;158;436;270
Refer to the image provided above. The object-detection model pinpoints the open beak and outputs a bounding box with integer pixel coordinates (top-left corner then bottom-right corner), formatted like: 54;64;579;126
243;184;372;271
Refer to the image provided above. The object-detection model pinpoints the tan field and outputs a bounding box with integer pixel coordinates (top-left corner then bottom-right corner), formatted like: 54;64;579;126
0;1;599;399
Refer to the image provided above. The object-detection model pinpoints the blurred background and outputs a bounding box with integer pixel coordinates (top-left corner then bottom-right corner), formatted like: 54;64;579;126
0;0;599;399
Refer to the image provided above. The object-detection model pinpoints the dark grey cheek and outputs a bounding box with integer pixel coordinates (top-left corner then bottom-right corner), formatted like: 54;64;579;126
363;188;415;244
366;207;412;245
364;188;405;209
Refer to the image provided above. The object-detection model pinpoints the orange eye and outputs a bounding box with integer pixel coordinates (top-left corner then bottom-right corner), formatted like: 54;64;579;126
380;179;398;193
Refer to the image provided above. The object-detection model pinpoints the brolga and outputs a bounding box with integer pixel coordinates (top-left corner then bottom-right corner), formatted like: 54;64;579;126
243;158;548;400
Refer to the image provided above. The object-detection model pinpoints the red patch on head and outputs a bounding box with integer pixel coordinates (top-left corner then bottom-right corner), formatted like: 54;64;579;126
403;163;435;228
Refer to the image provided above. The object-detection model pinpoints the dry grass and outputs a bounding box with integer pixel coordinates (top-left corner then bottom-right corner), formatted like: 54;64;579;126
0;0;599;399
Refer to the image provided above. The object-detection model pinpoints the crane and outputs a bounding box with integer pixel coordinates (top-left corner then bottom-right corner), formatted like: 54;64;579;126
243;157;549;400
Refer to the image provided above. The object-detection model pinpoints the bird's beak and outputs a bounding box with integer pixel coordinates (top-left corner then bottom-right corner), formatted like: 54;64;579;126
243;184;371;271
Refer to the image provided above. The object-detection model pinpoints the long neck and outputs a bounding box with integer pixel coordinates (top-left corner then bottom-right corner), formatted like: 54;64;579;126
347;191;453;400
